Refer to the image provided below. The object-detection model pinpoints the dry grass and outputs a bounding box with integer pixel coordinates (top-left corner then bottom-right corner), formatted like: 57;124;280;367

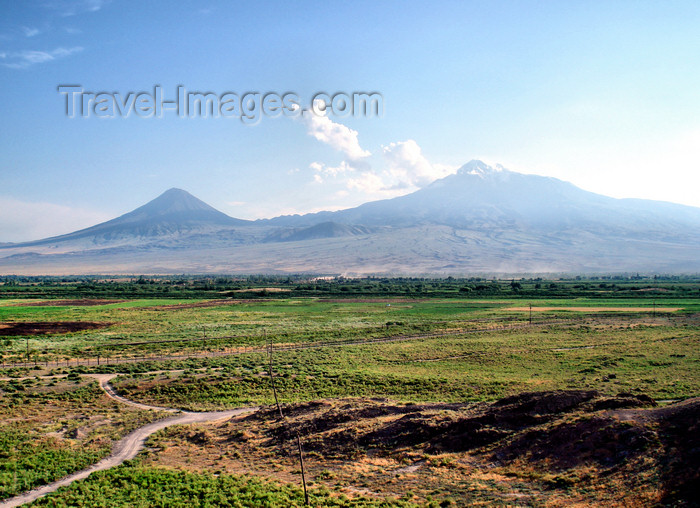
507;306;680;312
138;391;697;506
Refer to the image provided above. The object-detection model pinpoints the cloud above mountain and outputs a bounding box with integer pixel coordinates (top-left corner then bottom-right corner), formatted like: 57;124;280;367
383;140;456;188
301;111;457;197
302;108;370;161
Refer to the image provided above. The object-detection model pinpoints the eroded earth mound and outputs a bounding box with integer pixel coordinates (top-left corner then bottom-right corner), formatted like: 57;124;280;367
144;390;699;506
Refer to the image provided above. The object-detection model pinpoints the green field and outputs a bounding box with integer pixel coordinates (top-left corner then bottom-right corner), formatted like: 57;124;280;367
0;276;698;506
109;317;698;410
2;291;697;367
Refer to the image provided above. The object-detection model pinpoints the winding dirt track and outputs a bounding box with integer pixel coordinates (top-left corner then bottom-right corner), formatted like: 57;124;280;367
91;374;181;413
0;375;258;508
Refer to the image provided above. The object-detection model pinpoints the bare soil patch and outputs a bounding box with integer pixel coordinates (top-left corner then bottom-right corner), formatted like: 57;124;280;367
147;299;243;310
0;321;112;336
230;287;291;293
318;298;432;303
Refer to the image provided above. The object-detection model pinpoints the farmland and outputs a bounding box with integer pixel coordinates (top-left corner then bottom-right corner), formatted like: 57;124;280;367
0;276;698;506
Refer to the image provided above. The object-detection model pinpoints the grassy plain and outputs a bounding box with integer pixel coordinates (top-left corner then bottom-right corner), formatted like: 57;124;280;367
0;277;698;506
1;295;698;366
110;312;698;410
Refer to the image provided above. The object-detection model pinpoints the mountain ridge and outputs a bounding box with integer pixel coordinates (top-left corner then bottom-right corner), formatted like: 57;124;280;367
11;188;249;249
1;161;699;274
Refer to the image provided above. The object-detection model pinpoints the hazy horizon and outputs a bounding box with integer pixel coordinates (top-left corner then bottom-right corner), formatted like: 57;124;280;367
2;1;700;243
4;159;700;245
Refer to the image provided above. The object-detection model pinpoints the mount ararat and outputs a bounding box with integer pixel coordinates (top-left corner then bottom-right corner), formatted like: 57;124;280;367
2;161;699;275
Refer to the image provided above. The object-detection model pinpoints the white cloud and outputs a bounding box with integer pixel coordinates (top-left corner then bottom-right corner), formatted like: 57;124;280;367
21;27;40;38
383;140;457;187
346;172;387;194
50;0;109;17
296;112;456;205
0;197;112;243
332;139;456;197
310;160;353;177
84;0;106;12
0;46;83;68
53;47;80;58
302;108;370;161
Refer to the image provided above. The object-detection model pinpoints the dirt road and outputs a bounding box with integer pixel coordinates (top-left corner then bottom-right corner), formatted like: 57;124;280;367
88;373;182;412
0;375;258;508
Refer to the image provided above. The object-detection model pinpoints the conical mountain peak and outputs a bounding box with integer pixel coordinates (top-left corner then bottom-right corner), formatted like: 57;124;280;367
100;188;247;230
10;188;247;246
133;188;224;216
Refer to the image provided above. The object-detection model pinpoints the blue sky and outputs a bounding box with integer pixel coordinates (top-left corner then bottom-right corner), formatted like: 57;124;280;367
1;0;700;241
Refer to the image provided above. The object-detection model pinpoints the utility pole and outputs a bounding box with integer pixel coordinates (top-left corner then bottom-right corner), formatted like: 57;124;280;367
529;303;532;325
267;330;309;505
267;331;283;419
652;300;656;319
296;433;310;505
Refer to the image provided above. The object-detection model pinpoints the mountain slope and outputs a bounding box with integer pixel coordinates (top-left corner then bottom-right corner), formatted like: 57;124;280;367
1;163;699;274
263;222;377;243
265;161;700;239
7;188;251;250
